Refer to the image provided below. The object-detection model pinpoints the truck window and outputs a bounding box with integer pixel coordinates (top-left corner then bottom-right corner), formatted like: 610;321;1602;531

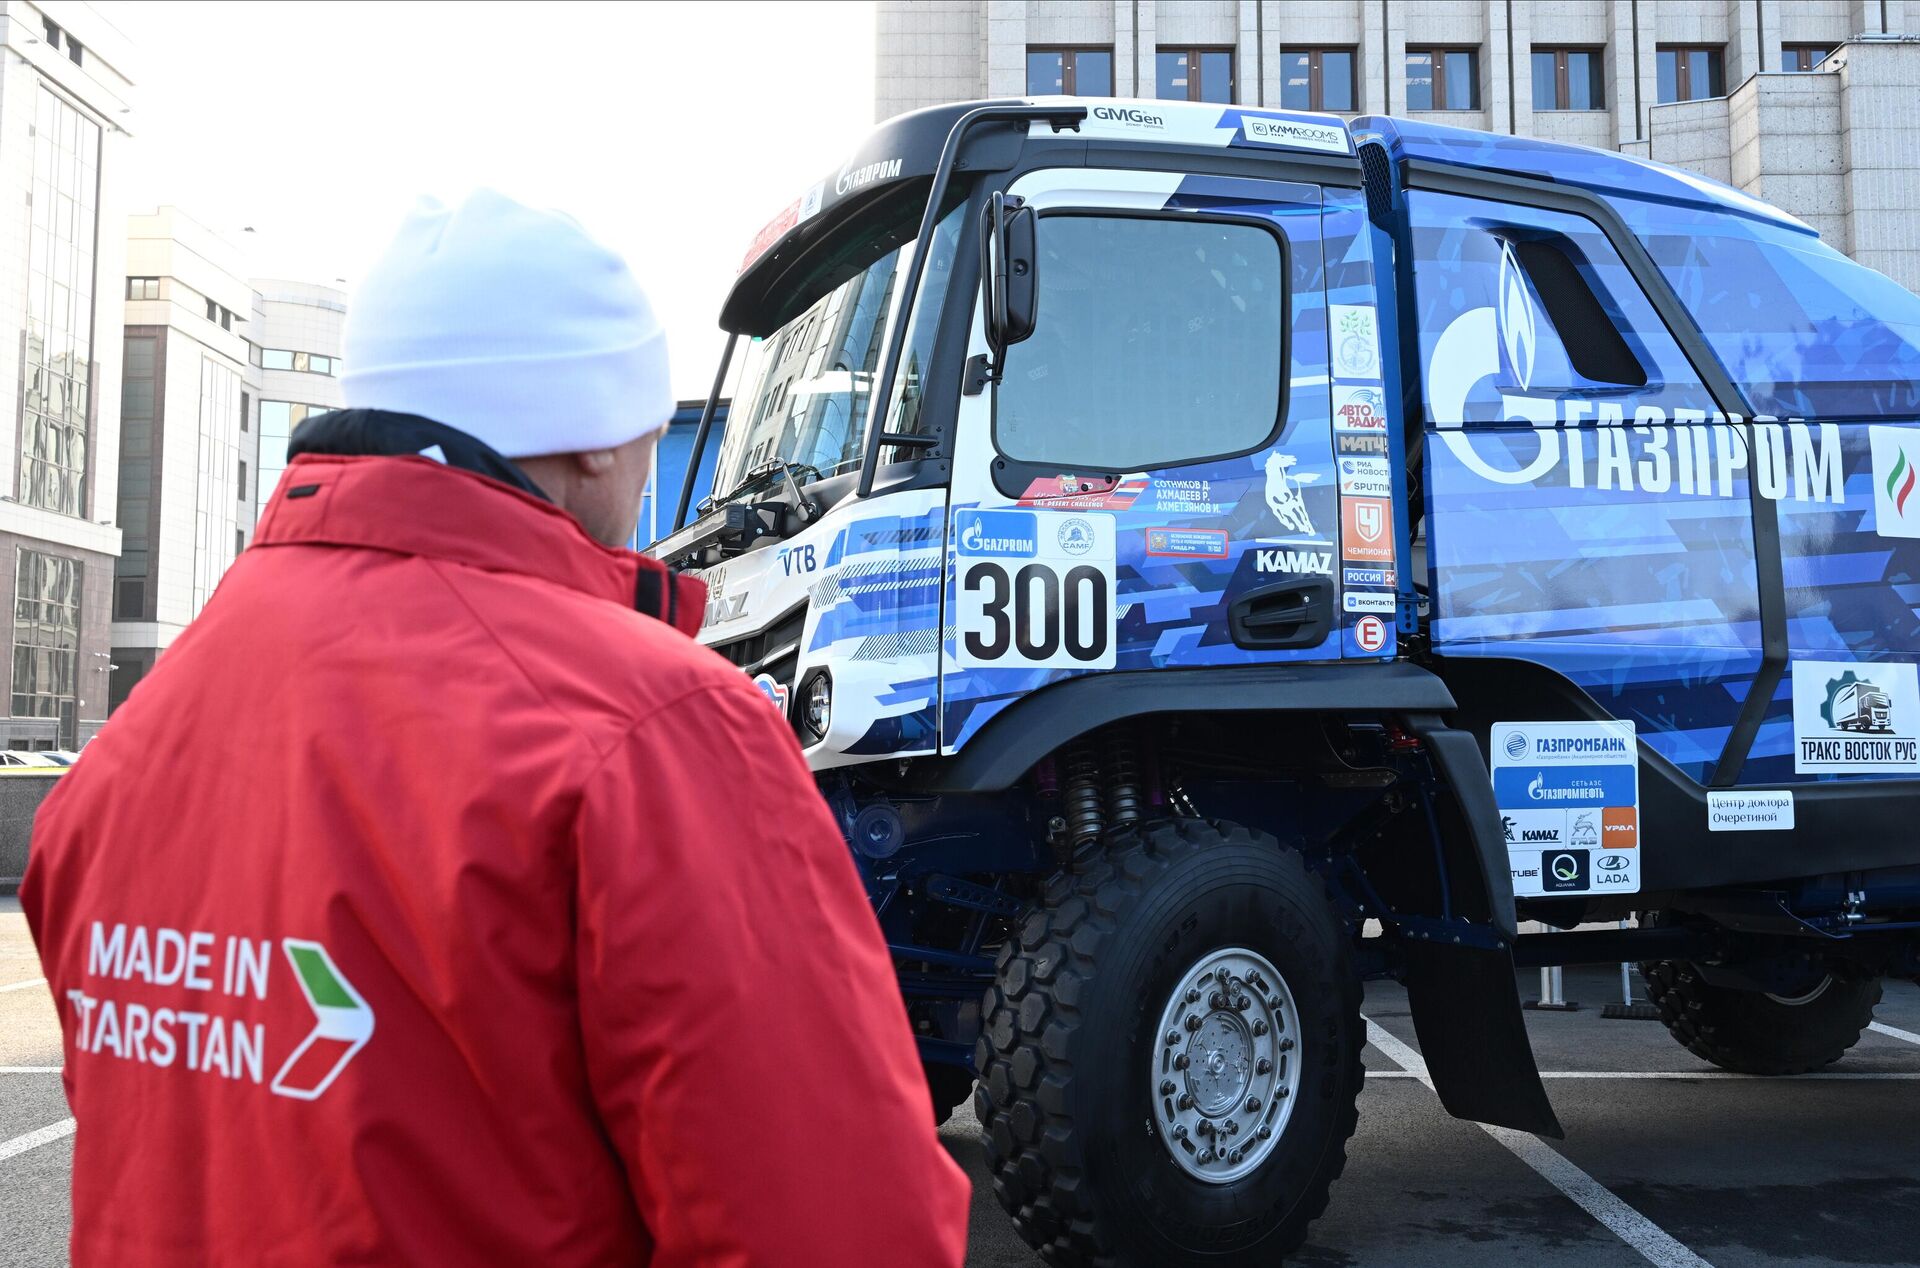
1407;190;1715;425
994;214;1284;471
1635;211;1920;420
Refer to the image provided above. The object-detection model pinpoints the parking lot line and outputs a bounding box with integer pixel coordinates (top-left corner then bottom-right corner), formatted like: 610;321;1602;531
1534;1070;1920;1080
0;1118;74;1163
0;1067;61;1074
1869;1020;1920;1046
0;977;45;993
1364;1017;1715;1268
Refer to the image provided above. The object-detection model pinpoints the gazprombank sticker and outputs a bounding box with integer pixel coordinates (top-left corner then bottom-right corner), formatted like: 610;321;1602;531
1490;720;1640;896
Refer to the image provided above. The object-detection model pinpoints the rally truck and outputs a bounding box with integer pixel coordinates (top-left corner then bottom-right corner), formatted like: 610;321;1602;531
655;98;1920;1265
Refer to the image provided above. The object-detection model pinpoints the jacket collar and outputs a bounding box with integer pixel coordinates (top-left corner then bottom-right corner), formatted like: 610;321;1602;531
253;453;707;637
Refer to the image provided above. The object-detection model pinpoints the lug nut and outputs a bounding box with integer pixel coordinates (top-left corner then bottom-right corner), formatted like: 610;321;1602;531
1160;1080;1176;1096
1252;1020;1269;1036
1166;1029;1181;1046
1258;1126;1272;1140
1178;1093;1194;1110
1223;1120;1238;1135
1256;1058;1273;1075
1246;1096;1261;1112
1185;1014;1202;1031
1276;1087;1290;1100
1196;1120;1214;1136
1278;1038;1295;1052
1184;987;1200;1004
1172;1125;1188;1141
1197;1148;1215;1164
1229;1148;1244;1164
1174;1053;1190;1070
1233;995;1250;1011
1209;991;1225;1009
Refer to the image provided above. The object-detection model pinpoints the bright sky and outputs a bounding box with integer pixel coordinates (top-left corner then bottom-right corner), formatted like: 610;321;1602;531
94;0;879;398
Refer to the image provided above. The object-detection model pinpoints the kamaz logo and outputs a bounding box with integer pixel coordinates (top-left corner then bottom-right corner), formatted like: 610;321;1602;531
1091;105;1163;127
1522;828;1560;842
1255;548;1332;575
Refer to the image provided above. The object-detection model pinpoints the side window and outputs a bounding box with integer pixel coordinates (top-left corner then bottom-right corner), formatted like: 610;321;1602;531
995;215;1284;470
1407;189;1716;426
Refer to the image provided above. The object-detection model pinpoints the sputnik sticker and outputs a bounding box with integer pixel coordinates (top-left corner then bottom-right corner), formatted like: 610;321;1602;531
270;940;374;1100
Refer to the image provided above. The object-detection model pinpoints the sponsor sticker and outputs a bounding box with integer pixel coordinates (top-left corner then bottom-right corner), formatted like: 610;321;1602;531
1343;565;1396;588
1337;433;1389;456
1341;497;1394;563
955;509;1039;558
1239;113;1351;154
1707;790;1795;832
1491;721;1639;895
1869;425;1920;539
1791;659;1920;773
1262;453;1323;538
1145;528;1230;559
1337;455;1392;497
741;198;801;272
1329;305;1381;380
1342;591;1396;614
1332;384;1389;434
797;181;825;223
1016;474;1147;511
751;673;790;716
1353;614;1388;653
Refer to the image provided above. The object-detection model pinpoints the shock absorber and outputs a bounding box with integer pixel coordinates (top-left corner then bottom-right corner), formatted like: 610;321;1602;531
1061;743;1105;854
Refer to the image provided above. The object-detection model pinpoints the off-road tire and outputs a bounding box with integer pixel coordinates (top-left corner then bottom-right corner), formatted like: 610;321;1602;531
974;818;1363;1267
1638;961;1882;1075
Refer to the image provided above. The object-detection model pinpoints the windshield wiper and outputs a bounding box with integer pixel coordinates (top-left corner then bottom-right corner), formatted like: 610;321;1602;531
697;459;824;518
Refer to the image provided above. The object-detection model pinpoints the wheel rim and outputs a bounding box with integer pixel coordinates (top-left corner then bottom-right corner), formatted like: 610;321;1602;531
1150;946;1302;1184
1766;975;1834;1007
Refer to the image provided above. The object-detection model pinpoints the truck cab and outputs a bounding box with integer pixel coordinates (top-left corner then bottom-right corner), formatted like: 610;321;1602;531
656;98;1920;1267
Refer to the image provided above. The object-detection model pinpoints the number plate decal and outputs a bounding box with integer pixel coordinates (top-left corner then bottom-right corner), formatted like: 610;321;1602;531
954;509;1117;670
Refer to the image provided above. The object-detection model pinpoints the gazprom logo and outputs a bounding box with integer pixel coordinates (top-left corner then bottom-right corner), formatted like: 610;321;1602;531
956;509;1038;557
1504;731;1529;760
1496;240;1536;392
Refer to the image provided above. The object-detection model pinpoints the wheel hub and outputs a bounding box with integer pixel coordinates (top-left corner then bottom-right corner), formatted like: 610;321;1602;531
1151;946;1302;1184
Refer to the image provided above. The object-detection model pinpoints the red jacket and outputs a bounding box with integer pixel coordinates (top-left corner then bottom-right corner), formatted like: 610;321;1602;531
23;454;969;1267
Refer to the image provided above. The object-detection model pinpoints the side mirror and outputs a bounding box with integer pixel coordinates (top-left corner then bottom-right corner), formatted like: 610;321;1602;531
974;193;1038;389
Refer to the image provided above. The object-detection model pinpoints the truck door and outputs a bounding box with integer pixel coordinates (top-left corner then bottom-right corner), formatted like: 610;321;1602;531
940;168;1380;752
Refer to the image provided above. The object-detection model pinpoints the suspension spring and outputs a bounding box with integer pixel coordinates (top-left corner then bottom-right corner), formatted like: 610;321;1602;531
1061;744;1105;850
1107;731;1145;827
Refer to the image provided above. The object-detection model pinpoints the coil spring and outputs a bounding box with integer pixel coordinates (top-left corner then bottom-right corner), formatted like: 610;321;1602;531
1061;744;1105;847
1106;733;1145;827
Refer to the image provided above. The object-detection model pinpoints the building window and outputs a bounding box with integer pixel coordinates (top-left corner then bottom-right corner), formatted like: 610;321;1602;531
126;277;159;301
241;390;250;432
1657;46;1725;102
1281;48;1356;112
1782;44;1833;72
13;550;82;749
1156;47;1234;103
1532;47;1606;110
66;36;81;66
247;341;262;367
114;577;142;621
237;458;247;499
262;348;293;371
22;88;102;518
261;348;334;375
258;401;330;507
219;308;232;332
1027;46;1114;97
1406;48;1480;110
115;334;157;626
235;529;245;555
42;17;59;48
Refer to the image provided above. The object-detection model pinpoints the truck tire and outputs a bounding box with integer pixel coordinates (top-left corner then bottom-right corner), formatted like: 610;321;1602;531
1638;961;1882;1075
974;818;1363;1267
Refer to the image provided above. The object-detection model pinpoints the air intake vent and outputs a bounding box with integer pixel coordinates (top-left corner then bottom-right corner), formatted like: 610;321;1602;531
1358;141;1396;229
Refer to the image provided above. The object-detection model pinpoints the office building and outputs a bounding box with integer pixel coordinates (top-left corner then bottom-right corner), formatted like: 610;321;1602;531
0;2;134;748
875;1;1920;290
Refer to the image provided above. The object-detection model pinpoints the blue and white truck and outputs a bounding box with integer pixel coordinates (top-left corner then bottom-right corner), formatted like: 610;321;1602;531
657;97;1920;1265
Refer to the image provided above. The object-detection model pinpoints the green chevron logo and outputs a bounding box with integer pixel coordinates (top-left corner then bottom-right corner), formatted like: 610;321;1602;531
268;940;373;1100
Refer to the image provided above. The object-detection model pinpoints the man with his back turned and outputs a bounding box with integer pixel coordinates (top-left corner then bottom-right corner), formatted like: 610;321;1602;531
23;190;970;1266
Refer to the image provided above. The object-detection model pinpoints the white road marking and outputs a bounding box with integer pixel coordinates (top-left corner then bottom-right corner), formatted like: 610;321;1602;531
0;1118;73;1162
0;977;46;993
1371;1069;1920;1080
1869;1021;1920;1047
1365;1017;1714;1268
0;1067;61;1074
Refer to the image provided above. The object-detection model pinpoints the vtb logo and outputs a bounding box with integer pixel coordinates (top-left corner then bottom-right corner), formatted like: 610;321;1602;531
1869;426;1920;539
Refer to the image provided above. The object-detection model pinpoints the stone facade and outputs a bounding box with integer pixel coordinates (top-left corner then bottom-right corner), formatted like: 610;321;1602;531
876;1;1920;291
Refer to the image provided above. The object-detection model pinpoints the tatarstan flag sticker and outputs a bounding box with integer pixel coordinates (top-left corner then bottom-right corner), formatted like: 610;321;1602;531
269;940;373;1100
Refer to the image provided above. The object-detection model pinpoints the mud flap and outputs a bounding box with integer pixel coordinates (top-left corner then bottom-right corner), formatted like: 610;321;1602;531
1403;937;1564;1138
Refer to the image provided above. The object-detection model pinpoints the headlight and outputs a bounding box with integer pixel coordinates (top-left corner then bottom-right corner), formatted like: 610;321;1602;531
802;671;832;742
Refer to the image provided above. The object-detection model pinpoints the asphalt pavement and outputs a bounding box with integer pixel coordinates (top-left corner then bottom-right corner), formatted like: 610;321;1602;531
6;894;1920;1266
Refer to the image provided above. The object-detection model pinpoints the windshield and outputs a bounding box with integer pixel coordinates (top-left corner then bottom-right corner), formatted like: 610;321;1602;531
709;202;965;501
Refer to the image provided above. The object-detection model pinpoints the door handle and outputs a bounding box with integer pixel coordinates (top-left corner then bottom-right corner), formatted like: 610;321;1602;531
1229;577;1334;649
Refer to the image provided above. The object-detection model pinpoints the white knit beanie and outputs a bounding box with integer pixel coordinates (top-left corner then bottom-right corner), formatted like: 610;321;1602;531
341;190;672;458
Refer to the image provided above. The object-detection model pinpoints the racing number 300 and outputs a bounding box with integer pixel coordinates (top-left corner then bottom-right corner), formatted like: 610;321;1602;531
963;561;1109;662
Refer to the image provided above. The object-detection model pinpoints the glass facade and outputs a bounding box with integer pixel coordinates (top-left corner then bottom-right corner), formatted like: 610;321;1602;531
1407;49;1479;110
1156;49;1234;103
22;88;102;517
1026;47;1113;97
14;550;82;748
1281;48;1356;112
115;334;158;621
1533;48;1605;109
